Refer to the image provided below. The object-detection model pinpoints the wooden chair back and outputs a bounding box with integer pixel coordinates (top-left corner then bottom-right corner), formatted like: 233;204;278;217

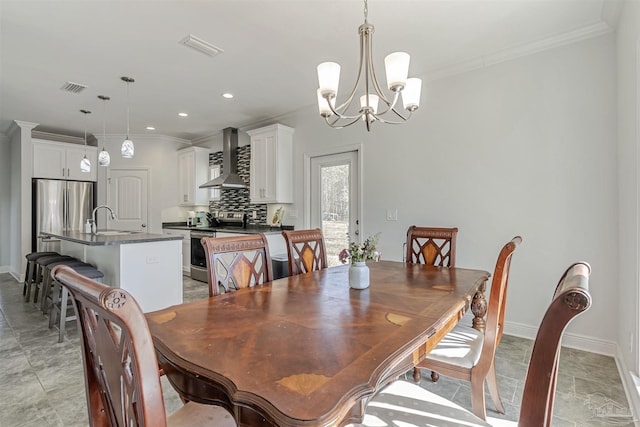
405;226;458;267
519;262;592;426
201;234;273;296
282;229;328;276
475;236;522;379
51;265;167;427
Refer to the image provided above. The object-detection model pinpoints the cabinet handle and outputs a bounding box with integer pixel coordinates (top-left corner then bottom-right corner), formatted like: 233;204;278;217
62;168;65;177
67;168;70;176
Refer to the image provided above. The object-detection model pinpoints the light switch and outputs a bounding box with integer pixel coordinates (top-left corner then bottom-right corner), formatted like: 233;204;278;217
386;209;398;221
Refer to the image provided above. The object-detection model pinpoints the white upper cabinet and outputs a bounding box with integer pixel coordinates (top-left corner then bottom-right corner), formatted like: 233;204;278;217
32;139;97;181
177;146;210;206
248;124;294;204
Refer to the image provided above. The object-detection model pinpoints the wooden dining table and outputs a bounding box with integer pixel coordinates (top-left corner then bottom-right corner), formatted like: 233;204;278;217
146;261;490;427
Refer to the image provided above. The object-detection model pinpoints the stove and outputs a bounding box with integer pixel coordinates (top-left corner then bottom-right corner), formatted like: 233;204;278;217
190;211;247;282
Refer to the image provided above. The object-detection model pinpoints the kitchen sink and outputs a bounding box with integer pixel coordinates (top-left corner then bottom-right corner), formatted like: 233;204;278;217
94;231;134;236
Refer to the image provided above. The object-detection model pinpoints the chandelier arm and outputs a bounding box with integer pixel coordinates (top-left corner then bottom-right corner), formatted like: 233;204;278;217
325;115;363;129
366;32;395;106
370;91;402;117
373;110;413;124
326;97;361;120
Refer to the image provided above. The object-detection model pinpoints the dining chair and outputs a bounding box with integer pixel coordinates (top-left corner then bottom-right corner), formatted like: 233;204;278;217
352;261;592;427
51;265;237;427
282;228;328;276
405;226;458;266
201;234;273;296
413;236;522;420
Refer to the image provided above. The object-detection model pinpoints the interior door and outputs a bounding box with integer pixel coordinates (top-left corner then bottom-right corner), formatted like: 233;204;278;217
107;168;149;232
310;150;360;266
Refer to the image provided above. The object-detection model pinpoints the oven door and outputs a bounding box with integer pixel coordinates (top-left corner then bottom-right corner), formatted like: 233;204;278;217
190;231;215;282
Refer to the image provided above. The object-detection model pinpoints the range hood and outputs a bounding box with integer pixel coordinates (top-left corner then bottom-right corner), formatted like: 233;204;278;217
199;127;248;189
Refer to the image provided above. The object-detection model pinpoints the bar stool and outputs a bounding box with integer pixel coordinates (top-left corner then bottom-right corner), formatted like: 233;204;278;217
40;259;91;314
23;252;59;302
49;265;104;343
32;255;77;304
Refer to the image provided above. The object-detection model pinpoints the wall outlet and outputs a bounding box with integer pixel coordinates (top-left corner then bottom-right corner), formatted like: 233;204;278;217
146;256;160;264
386;209;398;221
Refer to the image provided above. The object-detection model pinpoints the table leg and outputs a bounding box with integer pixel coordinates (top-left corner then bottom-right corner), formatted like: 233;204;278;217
471;279;488;332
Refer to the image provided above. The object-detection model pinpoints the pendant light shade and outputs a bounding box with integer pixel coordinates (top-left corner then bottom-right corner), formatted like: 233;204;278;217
121;76;135;158
97;95;111;167
80;109;91;173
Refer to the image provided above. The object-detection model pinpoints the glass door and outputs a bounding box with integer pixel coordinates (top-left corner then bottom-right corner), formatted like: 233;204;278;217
310;151;360;266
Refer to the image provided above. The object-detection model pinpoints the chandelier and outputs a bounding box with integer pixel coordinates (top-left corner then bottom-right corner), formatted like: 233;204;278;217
316;0;422;131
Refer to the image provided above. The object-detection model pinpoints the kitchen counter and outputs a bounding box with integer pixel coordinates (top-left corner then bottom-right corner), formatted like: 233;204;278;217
161;223;293;235
43;230;182;312
41;230;183;246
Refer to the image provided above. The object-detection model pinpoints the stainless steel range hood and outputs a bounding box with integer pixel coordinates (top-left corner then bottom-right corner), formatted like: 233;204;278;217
199;127;248;189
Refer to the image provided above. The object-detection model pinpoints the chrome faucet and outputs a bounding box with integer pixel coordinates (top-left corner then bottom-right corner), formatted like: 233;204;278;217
91;205;118;234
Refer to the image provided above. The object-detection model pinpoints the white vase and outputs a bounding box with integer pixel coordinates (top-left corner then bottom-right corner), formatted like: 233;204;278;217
349;261;370;289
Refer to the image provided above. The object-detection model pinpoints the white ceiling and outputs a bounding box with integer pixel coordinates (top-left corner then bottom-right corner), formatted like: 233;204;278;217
0;0;619;142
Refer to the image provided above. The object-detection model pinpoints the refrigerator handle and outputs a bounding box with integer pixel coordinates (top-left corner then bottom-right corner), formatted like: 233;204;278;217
64;186;69;231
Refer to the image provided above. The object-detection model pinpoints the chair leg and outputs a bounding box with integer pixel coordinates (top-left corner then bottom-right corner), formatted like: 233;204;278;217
40;269;53;314
430;371;440;382
58;287;70;343
486;359;505;414
48;280;61;329
33;265;44;303
470;375;487;421
412;367;421;382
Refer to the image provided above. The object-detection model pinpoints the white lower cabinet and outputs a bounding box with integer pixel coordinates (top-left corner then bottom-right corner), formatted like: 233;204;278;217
163;228;191;274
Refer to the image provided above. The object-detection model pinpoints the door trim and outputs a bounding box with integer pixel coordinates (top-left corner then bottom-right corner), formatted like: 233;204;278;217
304;143;364;236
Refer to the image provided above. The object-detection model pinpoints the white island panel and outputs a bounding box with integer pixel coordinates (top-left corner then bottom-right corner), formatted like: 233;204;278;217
60;238;182;312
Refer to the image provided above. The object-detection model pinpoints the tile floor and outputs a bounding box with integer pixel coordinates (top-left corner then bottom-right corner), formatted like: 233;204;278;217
0;272;636;426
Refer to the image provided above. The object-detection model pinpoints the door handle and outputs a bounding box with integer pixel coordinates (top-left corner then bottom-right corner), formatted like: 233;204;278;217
141;224;147;228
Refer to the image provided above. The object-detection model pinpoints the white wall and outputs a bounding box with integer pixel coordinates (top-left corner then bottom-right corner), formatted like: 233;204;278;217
279;34;618;352
95;134;193;234
616;0;640;385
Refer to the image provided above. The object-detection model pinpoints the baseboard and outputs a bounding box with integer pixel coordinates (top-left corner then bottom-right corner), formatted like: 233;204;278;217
504;320;617;356
0;266;8;273
615;346;640;426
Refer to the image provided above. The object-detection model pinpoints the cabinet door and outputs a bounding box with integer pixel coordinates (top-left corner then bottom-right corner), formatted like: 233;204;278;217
250;136;267;202
66;145;97;181
33;141;65;179
178;150;195;205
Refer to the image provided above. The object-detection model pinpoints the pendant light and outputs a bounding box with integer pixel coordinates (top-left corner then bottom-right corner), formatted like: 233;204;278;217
121;76;135;158
80;109;91;173
97;95;111;167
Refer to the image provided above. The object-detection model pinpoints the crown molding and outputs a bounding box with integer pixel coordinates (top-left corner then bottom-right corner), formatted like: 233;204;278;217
426;21;613;82
8;120;38;137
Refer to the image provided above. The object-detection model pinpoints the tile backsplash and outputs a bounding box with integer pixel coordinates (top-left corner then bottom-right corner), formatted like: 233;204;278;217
208;145;268;226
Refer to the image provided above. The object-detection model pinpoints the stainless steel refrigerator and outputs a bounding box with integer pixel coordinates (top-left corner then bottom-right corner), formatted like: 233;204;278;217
32;179;95;252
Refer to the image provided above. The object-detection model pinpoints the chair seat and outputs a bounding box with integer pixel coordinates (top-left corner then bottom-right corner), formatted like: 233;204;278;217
352;380;490;427
167;402;236;427
425;323;484;369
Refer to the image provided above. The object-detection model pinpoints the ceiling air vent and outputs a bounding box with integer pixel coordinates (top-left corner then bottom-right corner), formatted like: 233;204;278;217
60;81;88;94
179;35;224;57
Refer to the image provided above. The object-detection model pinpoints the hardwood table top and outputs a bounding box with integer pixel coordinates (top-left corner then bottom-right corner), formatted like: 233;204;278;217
146;261;490;427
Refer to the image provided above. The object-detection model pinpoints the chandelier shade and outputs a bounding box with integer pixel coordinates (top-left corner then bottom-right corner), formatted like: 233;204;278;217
316;0;422;131
121;76;135;158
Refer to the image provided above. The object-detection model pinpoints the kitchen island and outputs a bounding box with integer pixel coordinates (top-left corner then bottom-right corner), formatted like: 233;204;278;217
41;230;183;312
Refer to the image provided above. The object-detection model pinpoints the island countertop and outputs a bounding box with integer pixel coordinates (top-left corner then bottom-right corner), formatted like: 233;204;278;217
41;230;183;246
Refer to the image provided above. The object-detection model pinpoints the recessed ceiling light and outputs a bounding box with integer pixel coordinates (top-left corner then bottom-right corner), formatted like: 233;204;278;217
222;93;234;99
146;126;155;130
178;112;188;117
